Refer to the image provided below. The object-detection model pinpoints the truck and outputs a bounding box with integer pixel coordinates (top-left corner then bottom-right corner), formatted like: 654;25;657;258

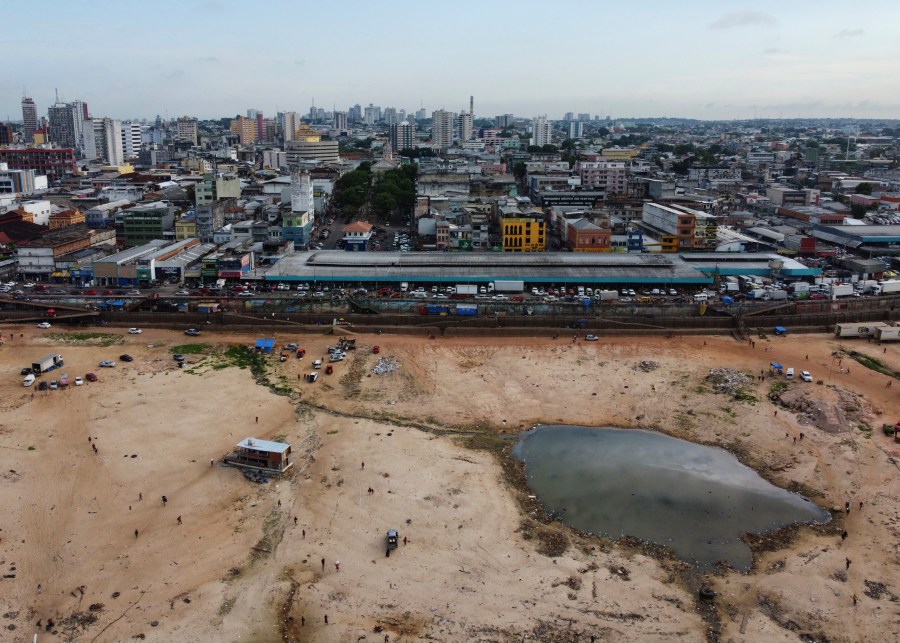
453;284;478;298
722;276;740;292
596;289;619;301
829;284;857;298
768;289;789;301
790;282;810;294
834;323;884;338
32;354;63;375
854;279;878;294
874;325;900;341
872;280;900;296
493;280;525;293
747;289;766;300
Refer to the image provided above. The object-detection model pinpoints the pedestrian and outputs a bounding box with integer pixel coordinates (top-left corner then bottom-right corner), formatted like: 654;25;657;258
841;530;848;541
210;459;214;466
302;529;305;539
334;560;340;572
845;501;851;514
887;381;892;388
361;461;365;470
324;614;328;624
859;501;863;510
774;410;778;417
162;495;167;506
301;616;305;627
92;443;98;453
793;437;797;444
129;505;131;511
799;432;804;441
134;529;139;538
255;416;258;423
805;354;808;360
846;557;851;570
293;516;297;525
403;536;407;545
321;558;325;572
139;492;142;501
385;635;390;643
884;348;887;354
277;499;281;507
852;593;858;605
177;515;182;525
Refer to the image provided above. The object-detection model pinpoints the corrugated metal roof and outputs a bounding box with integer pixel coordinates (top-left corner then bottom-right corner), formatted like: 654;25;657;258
237;438;290;453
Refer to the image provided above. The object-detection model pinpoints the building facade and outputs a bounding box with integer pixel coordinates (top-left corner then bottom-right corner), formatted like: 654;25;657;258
431;110;454;149
176;116;198;145
0;148;76;183
122;201;175;246
501;214;546;252
531;115;552;147
389;122;414;152
230;117;257;145
21;97;37;144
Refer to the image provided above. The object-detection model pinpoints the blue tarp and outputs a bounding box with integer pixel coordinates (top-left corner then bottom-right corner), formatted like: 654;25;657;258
774;326;788;335
770;362;783;371
721;296;734;305
254;338;276;353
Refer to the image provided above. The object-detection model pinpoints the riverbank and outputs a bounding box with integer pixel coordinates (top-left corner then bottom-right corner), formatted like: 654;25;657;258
0;326;896;641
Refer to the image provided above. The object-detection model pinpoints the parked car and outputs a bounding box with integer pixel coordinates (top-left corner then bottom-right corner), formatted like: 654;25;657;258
85;372;98;382
800;370;813;382
584;334;599;341
126;290;141;296
184;328;201;336
128;328;142;334
20;367;33;375
50;380;58;390
285;343;298;350
23;374;36;387
174;290;190;296
37;322;52;329
173;354;185;362
99;360;116;368
74;376;84;386
119;354;134;362
38;381;49;390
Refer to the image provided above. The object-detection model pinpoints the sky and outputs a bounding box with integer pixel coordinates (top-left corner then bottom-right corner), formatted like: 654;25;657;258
3;0;900;122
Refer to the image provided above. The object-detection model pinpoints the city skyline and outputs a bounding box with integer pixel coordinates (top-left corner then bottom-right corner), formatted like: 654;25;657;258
3;0;900;122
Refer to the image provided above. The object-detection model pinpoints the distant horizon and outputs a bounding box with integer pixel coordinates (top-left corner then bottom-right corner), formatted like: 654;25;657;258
4;1;900;122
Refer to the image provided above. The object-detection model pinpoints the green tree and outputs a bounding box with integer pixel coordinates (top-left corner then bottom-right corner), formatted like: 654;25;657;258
513;161;527;180
541;144;558;154
855;182;873;195
850;203;868;218
526;145;543;153
560;138;576;150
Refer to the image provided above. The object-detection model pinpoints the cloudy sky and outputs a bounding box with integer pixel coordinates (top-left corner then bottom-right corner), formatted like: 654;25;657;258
3;0;899;122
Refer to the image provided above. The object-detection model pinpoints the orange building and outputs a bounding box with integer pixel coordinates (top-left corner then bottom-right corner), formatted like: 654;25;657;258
565;218;611;252
48;208;85;230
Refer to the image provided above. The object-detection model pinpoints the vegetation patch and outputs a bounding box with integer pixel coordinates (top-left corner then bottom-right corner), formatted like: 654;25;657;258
848;351;900;379
47;332;123;346
170;343;209;354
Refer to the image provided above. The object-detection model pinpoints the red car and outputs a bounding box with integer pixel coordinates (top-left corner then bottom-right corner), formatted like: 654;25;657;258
85;372;98;382
84;290;98;295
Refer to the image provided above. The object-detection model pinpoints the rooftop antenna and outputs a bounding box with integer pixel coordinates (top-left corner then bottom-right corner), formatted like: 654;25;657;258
55;88;60;103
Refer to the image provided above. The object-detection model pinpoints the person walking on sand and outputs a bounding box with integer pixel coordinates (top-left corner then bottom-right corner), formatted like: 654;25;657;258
361;461;365;470
845;501;851;514
177;515;182;525
403;536;407;545
294;516;297;526
841;530;848;541
134;529;139;538
255;416;258;423
162;495;167;506
321;558;325;572
139;492;142;501
846;557;851;570
852;593;859;605
334;560;340;572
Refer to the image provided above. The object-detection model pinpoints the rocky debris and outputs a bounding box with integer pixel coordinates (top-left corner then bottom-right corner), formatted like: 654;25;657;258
777;388;848;434
372;357;399;376
864;579;897;601
635;360;659;372
706;368;753;396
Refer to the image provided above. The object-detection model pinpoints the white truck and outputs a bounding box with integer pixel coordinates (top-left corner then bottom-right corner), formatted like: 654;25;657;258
834;323;885;338
854;279;878;294
874;325;900;341
829;284;856;298
767;289;789;301
790;282;810;294
454;285;478;298
596;290;619;301
493;280;525;293
32;353;63;375
872;280;900;296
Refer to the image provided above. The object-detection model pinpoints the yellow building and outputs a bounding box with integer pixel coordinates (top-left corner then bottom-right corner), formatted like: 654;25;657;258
599;146;640;161
48;208;85;230
230;117;256;145
175;216;197;241
502;216;546;252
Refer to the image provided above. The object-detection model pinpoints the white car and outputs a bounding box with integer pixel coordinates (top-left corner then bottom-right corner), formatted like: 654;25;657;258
37;322;52;329
74;376;84;386
799;370;813;382
128;328;142;334
24;282;36;288
174;290;190;296
23;374;36;387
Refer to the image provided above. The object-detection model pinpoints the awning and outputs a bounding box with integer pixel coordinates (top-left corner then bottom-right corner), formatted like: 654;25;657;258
51;271;69;277
770;362;783;370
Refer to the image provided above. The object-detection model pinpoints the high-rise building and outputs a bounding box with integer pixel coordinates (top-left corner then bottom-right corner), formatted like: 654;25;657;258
92;118;124;165
0;123;14;146
578;113;590;121
364;104;381;125
230;116;257;145
48;103;80;150
563;112;574;121
415;108;427;121
383;107;399;126
176;116;198;145
567;121;584;139
283;111;301;141
21;97;37;144
431;109;454;149
348;104;362;123
256;112;265;141
531;115;552;147
390;122;414;153
333;111;347;131
120;122;143;158
496;114;515;128
458;111;473;142
282;172;314;248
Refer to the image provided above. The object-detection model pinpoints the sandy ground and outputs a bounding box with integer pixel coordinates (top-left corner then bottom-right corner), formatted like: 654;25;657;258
0;325;898;642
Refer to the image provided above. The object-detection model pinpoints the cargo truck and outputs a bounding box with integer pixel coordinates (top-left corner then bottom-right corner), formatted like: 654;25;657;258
768;289;788;301
32;354;63;375
872;280;900;296
596;290;619;301
453;285;478;298
747;289;766;300
493;280;525;293
874;325;900;341
829;284;856;298
854;279;878;294
790;282;810;294
833;323;885;338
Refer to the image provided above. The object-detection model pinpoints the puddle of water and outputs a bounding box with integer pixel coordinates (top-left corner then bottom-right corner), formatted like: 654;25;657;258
514;425;830;570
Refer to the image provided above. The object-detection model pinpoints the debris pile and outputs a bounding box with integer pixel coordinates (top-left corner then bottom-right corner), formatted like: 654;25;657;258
635;360;659;372
705;368;753;396
372;357;399;375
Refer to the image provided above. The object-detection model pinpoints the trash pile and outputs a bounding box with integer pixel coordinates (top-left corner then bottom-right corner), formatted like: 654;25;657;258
372;356;399;375
242;469;269;484
635;360;659;372
705;368;753;396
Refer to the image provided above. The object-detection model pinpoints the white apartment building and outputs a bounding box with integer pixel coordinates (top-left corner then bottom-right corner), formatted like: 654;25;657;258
431;109;454;149
531;115;552;147
283;111;301;142
176;116;198;145
121;122;143;158
458;111;473;142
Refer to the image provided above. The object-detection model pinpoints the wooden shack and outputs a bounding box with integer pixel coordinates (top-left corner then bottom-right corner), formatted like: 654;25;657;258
226;437;292;473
